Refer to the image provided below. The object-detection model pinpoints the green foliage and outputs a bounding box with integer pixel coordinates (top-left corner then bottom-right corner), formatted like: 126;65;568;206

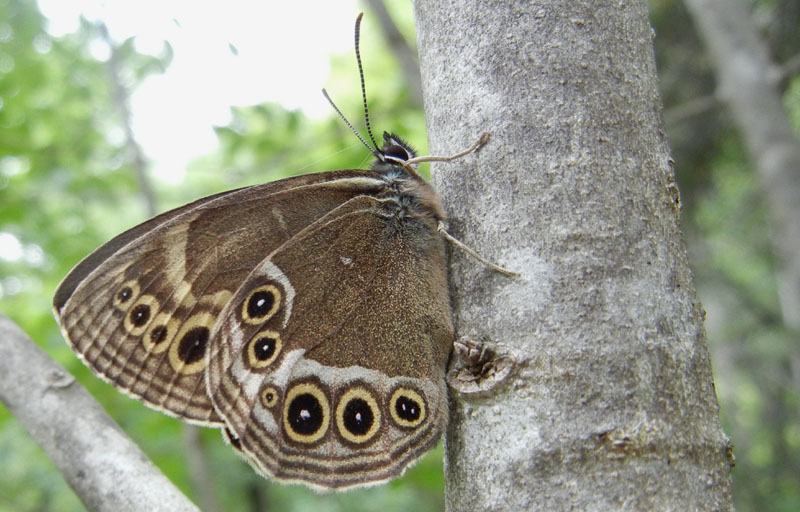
0;1;438;511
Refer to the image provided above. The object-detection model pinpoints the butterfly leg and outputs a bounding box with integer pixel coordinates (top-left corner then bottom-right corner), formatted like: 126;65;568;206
437;222;520;277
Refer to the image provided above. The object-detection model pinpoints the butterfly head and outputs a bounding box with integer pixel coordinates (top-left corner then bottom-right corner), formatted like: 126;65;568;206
372;132;417;173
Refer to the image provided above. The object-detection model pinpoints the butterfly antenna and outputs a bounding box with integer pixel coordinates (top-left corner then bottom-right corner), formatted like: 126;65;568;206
322;88;376;155
353;12;380;151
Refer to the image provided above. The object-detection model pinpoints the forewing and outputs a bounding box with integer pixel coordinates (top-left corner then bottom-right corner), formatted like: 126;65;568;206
53;170;384;424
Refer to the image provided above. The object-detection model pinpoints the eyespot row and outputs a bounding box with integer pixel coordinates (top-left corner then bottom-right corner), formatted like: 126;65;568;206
114;280;227;375
260;381;428;445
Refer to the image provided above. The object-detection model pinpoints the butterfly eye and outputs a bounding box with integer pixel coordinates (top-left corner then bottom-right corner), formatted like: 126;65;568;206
130;304;151;326
336;387;381;444
118;286;135;303
143;313;179;354
177;327;209;364
283;382;330;444
383;144;410;163
379;131;415;164
389;387;427;429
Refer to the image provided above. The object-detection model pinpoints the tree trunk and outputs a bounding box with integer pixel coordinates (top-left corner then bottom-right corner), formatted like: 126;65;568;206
413;1;734;510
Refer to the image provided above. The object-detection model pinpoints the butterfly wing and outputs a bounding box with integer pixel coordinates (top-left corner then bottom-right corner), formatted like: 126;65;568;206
206;193;453;489
53;170;388;425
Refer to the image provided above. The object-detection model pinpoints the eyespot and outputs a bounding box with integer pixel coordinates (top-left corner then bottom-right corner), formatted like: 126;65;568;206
113;280;141;311
389;387;427;429
336;387;381;444
142;313;179;354
282;382;330;444
177;327;208;364
241;284;281;325
244;330;282;369
123;294;159;336
168;312;215;374
260;386;279;408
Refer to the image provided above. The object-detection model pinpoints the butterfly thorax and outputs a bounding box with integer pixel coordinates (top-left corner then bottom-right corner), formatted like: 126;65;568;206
370;132;446;224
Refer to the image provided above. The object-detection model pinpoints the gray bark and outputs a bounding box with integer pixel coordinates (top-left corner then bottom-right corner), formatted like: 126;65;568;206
683;0;800;330
413;1;733;510
0;312;198;512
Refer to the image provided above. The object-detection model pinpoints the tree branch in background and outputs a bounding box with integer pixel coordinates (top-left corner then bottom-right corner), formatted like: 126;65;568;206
684;0;800;330
99;23;158;219
663;93;719;127
0;312;198;512
779;52;800;84
364;0;423;108
99;21;223;511
663;50;800;126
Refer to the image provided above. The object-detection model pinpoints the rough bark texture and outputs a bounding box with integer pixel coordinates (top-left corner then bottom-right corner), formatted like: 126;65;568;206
684;0;800;330
413;1;733;510
0;312;198;512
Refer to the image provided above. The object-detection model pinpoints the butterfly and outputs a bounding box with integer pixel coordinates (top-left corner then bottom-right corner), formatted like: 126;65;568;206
53;12;513;491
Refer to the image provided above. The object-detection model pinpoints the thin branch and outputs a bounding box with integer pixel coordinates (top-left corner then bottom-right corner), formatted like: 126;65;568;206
663;93;719;126
780;52;800;79
0;311;198;512
775;51;800;92
663;51;800;125
99;23;157;218
364;0;423;108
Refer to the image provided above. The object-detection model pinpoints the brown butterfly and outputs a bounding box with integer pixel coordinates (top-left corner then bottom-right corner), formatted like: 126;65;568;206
53;13;512;490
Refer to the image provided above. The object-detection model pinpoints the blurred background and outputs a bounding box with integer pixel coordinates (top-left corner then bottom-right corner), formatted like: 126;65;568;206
0;0;797;510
